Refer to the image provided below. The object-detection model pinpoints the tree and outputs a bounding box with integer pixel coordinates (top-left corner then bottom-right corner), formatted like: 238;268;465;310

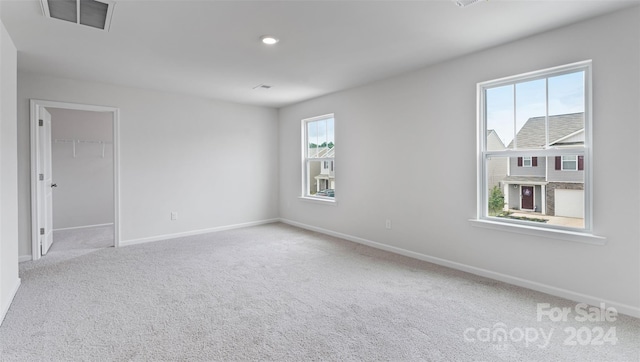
488;185;505;215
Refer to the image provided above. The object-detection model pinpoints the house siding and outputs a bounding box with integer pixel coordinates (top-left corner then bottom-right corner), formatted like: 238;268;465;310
308;161;320;194
508;185;520;209
486;131;508;191
534;185;542;211
546;156;584;182
487;158;507;191
509;157;546;177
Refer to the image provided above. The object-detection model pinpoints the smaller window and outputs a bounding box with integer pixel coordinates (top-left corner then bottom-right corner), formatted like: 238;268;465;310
517;156;537;167
562;155;577;171
302;114;335;200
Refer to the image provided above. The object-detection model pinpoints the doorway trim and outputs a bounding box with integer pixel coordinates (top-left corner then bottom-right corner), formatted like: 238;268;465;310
30;99;121;261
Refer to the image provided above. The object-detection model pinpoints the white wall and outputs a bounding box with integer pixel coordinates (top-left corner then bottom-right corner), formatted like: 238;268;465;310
18;74;279;257
0;17;21;324
279;8;640;315
49;108;114;229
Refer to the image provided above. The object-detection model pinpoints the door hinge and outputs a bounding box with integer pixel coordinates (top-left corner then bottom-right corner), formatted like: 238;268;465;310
39;173;44;181
40;228;45;235
39;119;43;127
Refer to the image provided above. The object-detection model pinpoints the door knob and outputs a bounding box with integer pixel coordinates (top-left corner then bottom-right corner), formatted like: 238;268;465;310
51;183;57;188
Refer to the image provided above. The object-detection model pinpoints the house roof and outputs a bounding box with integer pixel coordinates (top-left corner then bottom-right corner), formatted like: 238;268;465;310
503;176;548;185
487;129;506;150
309;146;335;158
508;113;584;149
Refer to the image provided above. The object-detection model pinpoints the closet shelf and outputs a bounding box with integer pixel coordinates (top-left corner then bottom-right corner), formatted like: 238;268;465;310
54;139;112;158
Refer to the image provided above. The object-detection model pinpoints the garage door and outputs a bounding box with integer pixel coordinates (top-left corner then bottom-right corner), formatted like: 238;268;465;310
555;189;584;218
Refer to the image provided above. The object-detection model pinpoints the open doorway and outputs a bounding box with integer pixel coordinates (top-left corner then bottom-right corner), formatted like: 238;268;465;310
30;100;120;261
49;107;114;256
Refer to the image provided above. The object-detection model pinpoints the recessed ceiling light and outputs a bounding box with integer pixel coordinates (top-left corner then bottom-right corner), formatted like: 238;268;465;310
260;35;279;45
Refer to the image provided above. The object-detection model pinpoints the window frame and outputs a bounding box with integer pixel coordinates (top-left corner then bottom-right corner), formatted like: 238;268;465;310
522;156;532;167
476;60;595;236
301;113;336;203
561;155;578;171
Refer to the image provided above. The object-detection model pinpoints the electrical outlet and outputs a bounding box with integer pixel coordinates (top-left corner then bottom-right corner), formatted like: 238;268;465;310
385;219;392;229
171;211;178;220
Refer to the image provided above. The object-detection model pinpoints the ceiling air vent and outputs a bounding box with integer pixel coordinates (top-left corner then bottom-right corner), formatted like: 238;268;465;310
41;0;115;31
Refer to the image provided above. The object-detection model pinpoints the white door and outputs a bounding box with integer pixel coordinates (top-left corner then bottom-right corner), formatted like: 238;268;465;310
38;107;55;255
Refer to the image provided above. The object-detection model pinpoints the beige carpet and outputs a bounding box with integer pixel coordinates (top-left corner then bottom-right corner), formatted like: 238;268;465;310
1;223;638;361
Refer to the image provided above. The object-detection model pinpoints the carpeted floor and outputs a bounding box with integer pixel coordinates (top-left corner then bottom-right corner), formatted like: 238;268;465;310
51;224;114;252
1;223;638;361
16;225;114;273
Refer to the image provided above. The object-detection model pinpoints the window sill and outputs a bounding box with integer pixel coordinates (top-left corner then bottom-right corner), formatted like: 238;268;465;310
298;196;337;206
469;218;606;245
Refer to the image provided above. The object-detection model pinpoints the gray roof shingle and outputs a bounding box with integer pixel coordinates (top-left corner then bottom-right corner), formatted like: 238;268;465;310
508;113;584;149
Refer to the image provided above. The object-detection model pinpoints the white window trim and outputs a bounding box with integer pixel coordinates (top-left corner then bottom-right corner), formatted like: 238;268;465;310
561;155;578;171
469;219;605;245
301;113;336;203
522;156;532;167
474;60;603;243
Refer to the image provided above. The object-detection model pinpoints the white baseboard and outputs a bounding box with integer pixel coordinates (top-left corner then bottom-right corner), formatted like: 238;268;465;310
0;278;21;326
18;255;32;263
53;223;114;232
120;218;280;247
280;218;640;319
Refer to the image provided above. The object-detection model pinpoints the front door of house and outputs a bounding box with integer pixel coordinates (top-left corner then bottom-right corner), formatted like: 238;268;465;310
521;186;534;210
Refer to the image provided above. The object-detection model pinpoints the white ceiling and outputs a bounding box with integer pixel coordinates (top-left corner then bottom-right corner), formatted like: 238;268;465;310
2;0;638;108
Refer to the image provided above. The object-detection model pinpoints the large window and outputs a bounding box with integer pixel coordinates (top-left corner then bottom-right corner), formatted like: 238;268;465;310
478;61;592;232
302;114;335;200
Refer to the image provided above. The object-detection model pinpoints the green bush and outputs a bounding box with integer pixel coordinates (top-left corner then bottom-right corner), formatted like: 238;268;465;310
488;185;504;215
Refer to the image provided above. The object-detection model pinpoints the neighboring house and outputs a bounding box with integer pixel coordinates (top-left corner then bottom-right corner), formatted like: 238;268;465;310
486;129;508;191
503;113;584;218
308;146;335;194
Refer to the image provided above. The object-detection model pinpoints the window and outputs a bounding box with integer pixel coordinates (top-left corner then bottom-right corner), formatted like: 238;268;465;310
302;114;335;200
560;155;582;171
517;157;538;167
478;61;592;232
